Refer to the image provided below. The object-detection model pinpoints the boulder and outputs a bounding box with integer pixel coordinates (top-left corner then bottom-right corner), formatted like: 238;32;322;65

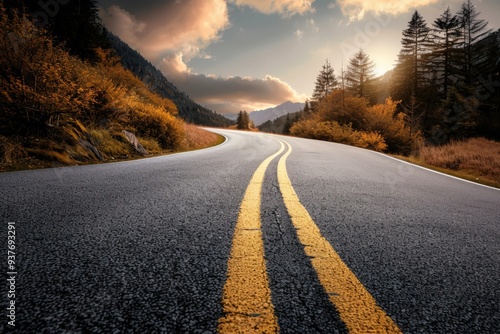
122;130;149;156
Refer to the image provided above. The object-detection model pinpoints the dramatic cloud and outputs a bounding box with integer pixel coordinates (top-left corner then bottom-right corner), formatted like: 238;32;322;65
100;5;146;50
101;0;305;114
160;54;304;114
337;0;440;20
100;0;230;60
228;0;315;17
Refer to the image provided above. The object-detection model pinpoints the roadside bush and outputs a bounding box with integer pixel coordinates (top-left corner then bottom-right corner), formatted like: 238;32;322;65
129;101;184;149
356;132;387;151
364;99;420;154
290;118;358;144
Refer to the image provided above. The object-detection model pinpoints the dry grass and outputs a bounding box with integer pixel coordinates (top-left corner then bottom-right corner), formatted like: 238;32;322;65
88;129;131;158
415;138;500;187
25;148;75;165
0;125;225;172
181;124;224;150
0;136;28;163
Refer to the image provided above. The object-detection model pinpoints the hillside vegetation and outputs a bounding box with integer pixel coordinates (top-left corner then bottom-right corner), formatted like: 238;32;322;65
283;0;499;185
107;33;233;127
0;5;220;170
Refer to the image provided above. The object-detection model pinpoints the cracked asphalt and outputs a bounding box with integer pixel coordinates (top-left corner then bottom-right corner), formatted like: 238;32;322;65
1;129;499;333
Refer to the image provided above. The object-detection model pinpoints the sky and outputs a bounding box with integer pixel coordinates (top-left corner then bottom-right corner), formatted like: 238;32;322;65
97;0;500;114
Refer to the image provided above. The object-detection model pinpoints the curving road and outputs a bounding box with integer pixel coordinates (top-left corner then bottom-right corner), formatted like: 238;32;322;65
1;129;499;333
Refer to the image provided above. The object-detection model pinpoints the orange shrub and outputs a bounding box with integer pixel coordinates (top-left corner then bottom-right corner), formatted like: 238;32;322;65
364;98;420;154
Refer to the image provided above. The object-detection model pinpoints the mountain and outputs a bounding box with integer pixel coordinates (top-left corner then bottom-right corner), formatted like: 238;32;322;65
107;33;233;127
258;111;302;134
250;101;304;126
222;113;238;121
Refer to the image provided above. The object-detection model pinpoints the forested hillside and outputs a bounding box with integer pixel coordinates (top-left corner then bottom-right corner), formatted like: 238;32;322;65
0;1;220;170
258;111;302;134
107;33;233;127
288;0;500;155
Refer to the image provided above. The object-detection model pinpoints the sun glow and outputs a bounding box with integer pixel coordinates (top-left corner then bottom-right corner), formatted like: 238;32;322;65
374;67;388;78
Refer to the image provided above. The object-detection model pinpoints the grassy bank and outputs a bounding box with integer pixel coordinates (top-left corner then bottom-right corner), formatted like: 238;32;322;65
0;125;224;173
394;137;500;188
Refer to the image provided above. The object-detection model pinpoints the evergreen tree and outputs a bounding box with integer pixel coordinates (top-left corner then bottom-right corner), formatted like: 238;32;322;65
283;114;293;135
312;59;338;102
345;49;376;99
431;7;461;98
393;11;431;100
303;100;312;115
392;11;439;135
237;110;250;130
457;0;491;86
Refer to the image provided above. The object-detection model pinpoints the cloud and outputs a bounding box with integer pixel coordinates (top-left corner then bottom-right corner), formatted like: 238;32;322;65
306;18;319;32
336;0;440;21
294;29;304;40
100;0;230;60
99;5;146;50
327;2;337;9
228;0;316;17
101;0;305;114
160;54;305;113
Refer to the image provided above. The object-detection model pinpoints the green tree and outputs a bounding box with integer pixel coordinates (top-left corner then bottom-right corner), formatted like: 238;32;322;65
456;0;491;86
283;114;293;135
393;11;431;100
392;10;436;135
431;7;461;98
345;49;376;100
237;110;250;130
312;59;338;103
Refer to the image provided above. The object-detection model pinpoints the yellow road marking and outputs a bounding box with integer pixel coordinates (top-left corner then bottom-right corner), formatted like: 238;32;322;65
218;141;285;334
276;139;402;334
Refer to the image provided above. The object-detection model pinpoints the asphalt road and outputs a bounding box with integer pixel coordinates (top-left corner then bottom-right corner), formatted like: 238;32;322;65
1;129;499;333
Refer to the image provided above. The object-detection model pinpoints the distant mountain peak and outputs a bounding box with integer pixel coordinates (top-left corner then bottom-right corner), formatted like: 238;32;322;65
249;101;304;126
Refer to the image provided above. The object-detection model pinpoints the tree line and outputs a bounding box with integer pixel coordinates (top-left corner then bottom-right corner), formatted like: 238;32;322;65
289;0;499;152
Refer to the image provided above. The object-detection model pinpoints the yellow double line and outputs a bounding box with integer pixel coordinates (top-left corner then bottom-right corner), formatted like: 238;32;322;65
218;138;401;334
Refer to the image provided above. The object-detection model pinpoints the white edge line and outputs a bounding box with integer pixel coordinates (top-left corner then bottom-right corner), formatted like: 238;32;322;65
266;133;498;192
372;151;499;192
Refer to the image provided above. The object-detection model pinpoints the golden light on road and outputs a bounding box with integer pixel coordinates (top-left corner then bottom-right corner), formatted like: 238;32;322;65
277;139;401;334
219;137;401;333
218;142;284;333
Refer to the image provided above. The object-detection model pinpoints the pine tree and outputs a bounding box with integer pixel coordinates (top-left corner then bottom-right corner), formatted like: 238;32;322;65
457;0;491;86
283;114;293;135
393;11;431;99
312;59;338;102
237;110;250;130
345;49;376;99
391;11;435;134
431;7;461;98
303;100;312;115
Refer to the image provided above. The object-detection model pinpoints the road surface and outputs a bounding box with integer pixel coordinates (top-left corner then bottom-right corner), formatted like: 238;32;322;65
1;129;499;333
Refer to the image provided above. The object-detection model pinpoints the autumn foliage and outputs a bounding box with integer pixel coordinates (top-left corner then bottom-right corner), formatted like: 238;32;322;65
291;90;421;153
0;5;212;167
